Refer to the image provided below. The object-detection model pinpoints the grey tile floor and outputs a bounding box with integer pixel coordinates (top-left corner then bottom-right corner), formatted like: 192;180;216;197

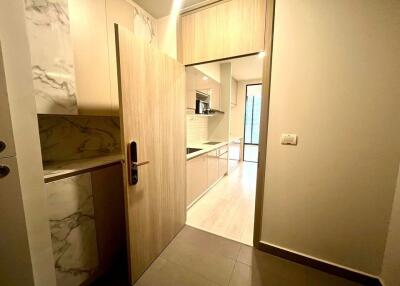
93;226;364;286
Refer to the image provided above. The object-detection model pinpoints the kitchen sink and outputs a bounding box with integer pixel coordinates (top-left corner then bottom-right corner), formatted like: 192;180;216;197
186;148;202;154
204;141;222;145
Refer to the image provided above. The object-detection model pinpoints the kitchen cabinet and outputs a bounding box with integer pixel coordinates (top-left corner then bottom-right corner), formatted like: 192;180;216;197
207;149;220;188
186;68;197;110
186;154;208;207
209;85;221;111
181;0;267;65
218;150;228;178
187;144;229;208
228;139;242;173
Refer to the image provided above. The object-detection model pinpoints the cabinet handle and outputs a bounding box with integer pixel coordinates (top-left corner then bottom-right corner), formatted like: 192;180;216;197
0;165;10;178
0;141;5;153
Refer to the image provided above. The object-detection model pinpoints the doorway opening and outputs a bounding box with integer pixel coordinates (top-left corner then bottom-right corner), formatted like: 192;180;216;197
185;54;264;246
243;84;262;163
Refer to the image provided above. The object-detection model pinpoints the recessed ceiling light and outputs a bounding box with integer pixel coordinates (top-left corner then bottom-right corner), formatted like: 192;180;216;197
202;76;209;81
258;51;266;58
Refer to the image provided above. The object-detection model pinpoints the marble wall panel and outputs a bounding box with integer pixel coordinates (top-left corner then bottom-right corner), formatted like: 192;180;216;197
38;115;121;163
24;0;78;114
45;173;98;286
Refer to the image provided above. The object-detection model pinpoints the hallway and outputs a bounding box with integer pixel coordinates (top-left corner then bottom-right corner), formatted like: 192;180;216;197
187;162;257;245
135;226;362;286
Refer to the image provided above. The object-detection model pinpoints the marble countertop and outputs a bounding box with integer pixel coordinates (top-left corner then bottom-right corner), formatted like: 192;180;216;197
43;153;123;182
187;137;243;160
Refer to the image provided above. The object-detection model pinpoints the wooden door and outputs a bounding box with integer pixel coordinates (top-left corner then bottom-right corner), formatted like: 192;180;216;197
115;25;186;283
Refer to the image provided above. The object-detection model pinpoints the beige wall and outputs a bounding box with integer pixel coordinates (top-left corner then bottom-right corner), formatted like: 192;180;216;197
196;62;221;83
261;0;400;275
230;79;261;138
381;165;400;285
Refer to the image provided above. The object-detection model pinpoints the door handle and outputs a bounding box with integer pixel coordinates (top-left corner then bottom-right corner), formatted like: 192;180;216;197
128;142;149;185
0;165;10;179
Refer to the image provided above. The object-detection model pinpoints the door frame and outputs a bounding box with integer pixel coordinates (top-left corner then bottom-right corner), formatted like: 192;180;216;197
177;0;276;249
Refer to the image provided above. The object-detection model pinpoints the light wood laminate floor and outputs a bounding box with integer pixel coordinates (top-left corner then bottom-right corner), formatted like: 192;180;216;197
187;161;258;245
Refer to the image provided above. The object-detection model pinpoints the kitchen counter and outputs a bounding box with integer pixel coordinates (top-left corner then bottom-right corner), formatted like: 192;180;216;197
187;137;243;160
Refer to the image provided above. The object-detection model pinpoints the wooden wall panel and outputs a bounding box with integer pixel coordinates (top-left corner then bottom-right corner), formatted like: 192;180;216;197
91;164;126;271
70;0;114;116
181;0;267;65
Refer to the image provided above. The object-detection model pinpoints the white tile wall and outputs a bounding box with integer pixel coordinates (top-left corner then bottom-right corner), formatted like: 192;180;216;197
186;115;208;145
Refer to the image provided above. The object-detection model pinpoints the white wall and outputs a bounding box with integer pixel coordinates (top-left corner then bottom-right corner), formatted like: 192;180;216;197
196;62;221;82
381;165;400;285
261;0;400;275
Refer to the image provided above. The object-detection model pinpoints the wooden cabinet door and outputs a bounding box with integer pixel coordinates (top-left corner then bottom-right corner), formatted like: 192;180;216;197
115;25;186;283
69;0;114;115
207;150;219;187
0;44;15;159
210;86;220;111
186;155;208;207
219;151;229;178
181;0;267;65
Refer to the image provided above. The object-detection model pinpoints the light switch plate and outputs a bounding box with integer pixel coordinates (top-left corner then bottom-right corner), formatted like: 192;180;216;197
281;134;298;145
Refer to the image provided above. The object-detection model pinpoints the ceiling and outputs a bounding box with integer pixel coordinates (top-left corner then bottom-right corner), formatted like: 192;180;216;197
134;0;207;19
229;55;264;81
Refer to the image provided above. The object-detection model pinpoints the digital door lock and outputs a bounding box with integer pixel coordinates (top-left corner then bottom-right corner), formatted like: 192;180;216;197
128;141;150;185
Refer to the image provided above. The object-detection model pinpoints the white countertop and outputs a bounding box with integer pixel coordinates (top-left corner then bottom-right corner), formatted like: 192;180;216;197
43;153;123;182
187;137;243;160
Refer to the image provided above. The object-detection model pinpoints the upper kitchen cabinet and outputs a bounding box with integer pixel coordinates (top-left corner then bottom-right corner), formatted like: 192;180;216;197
180;0;267;65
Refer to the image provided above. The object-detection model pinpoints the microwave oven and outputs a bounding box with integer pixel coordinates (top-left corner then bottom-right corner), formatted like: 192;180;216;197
195;99;210;114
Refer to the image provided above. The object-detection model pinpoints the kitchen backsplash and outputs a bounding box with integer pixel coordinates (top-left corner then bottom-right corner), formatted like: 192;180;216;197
187;115;208;145
38;114;121;163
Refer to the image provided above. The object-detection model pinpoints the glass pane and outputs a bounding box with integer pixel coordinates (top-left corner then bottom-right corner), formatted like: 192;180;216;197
251;95;261;144
244;96;254;144
244;84;262;162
